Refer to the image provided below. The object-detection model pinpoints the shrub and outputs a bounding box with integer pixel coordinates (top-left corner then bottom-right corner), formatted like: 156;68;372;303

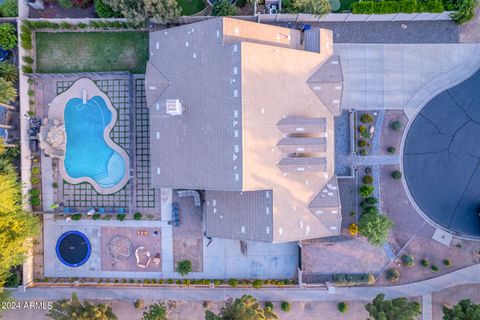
365;167;372;174
22;65;33;74
358;125;367;133
391;170;402;180
386;268;400;282
358;139;367;148
387;146;396;154
252;279;262;289
365;197;377;205
359;149;369;156
360;185;374;198
0;23;16;50
360;113;374;124
228;278;238;287
20;24;32;50
5;270;20;287
52;182;58;188
401;254;415;267
22;55;33;64
78;22;88;29
92;213;100;220
71;214;82;221
265;302;274;310
451;0;477;24
349;223;359;236
338;302;348;313
363;206;378;215
58;0;74;9
333;273;375;286
390;120;402;131
94;0;122;18
421;259;429;267
176;259;192;276
134;299;144;309
353;0;444;14
362;175;373;184
281;301;291;312
0;0;18;17
212;0;237;16
30;188;40;196
31;176;39;184
133;212;142;220
431;265;439;272
116;213;126;221
443;259;452;267
59;22;73;30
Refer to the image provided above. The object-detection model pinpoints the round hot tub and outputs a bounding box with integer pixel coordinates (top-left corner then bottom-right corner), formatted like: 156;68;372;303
56;231;91;267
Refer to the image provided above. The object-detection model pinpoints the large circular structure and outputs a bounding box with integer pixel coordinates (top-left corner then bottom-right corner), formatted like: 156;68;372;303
403;70;480;239
56;231;91;267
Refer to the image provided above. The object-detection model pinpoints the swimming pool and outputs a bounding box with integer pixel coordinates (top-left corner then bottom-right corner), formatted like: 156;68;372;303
64;95;127;190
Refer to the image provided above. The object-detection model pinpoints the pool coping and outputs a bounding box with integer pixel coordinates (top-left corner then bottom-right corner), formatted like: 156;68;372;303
48;78;130;195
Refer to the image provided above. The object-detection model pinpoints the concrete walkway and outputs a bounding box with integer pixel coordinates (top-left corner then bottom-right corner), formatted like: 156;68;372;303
13;264;480;302
422;293;432;320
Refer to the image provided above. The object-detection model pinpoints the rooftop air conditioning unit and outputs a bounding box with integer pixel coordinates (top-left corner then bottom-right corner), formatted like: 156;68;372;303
166;99;184;116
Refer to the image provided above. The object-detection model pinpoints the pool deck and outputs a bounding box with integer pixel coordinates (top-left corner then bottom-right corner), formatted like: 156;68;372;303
47;78;130;195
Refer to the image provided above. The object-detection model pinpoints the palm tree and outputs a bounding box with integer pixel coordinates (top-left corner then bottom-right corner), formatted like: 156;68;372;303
0;62;18;82
0;78;16;104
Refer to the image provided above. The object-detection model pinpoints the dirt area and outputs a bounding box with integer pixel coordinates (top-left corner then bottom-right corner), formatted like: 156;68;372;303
3;299;370;320
29;2;96;18
33;218;44;280
172;191;203;272
378;164;480;285
379;110;407;155
432;284;480;320
101;227;162;272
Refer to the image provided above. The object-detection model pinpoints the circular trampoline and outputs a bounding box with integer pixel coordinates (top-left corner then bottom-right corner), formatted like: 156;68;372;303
403;70;480;239
56;231;91;267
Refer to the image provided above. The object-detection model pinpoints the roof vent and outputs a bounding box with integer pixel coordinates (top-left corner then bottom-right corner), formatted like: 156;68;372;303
166;99;184;116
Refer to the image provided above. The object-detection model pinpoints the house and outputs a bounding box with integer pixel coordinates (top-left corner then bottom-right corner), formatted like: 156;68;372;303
145;18;343;243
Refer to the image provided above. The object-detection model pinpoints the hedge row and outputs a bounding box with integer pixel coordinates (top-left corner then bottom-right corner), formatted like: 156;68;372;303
352;0;444;14
24;20;133;30
333;273;376;286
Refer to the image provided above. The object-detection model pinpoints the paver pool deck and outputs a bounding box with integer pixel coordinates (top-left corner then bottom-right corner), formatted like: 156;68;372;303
403;69;480;239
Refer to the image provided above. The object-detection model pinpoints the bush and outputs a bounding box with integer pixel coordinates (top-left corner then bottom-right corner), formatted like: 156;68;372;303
333;273;375;286
265;301;274;310
365;197;378;205
58;0;74;9
362;175;373;184
0;23;16;50
30;188;40;196
133;212;142;220
431;265;439;272
23;55;33;64
443;259;452;267
52;182;58;188
5;270;20;287
228;278;238;287
390;120;402;131
360;185;374;198
386;268;400;282
134;299;144;309
281;301;291;312
353;0;443;13
360;113;374;124
59;22;73;30
338;302;348;313
176;259;192;276
359;149;369;156
116;213;126;221
252;279;262;289
94;0;122;18
92;213;100;220
451;0;477;24
22;65;33;74
358;125;367;133
358;139;368;148
363;206;378;215
365;167;372;174
421;259;429;267
0;0;17;17
387;146;396;154
20;24;32;50
212;0;237;16
391;170;402;180
71;214;82;221
401;254;415;267
31;176;40;185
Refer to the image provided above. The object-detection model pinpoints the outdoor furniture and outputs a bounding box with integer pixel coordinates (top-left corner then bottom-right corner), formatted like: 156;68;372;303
177;190;202;207
117;208;125;214
87;208;95;216
172;203;180;227
137;230;149;236
99;208;105;214
135;247;151;269
152;253;161;266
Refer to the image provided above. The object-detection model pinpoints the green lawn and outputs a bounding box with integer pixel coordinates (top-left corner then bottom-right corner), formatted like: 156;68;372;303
177;0;206;15
339;0;359;11
35;32;149;74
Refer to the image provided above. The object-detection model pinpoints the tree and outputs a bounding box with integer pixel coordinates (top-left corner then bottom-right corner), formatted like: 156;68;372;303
443;299;480;320
47;293;118;320
292;0;331;15
102;0;180;26
212;0;237;16
94;0;123;18
142;303;167;320
206;295;279;320
0;62;18;82
365;294;421;320
359;211;393;246
176;259;192;276
0;23;16;50
0;78;16;104
359;185;374;198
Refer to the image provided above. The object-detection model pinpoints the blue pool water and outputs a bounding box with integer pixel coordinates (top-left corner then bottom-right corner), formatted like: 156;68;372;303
64;96;126;189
